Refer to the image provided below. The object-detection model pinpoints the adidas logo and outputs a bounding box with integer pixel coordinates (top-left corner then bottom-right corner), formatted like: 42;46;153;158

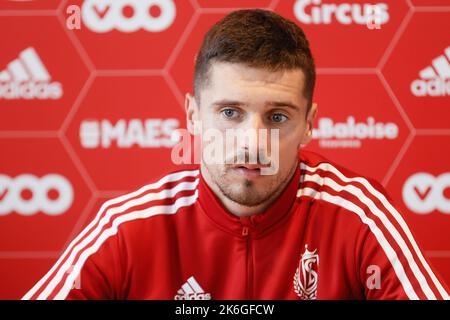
410;45;450;97
174;276;212;300
0;47;63;100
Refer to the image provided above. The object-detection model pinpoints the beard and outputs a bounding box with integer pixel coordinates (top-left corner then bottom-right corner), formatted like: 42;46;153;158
204;161;297;207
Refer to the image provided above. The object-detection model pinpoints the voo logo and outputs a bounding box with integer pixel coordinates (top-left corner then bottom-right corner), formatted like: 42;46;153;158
82;0;176;33
403;172;450;214
0;174;74;216
294;0;389;25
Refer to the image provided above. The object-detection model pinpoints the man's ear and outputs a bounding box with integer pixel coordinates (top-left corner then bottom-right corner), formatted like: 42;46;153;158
185;93;199;135
300;102;318;147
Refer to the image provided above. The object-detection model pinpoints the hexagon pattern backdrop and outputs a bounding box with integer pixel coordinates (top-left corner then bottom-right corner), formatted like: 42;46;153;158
0;0;449;299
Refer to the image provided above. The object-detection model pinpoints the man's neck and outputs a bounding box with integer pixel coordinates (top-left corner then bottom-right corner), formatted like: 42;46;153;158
200;163;296;217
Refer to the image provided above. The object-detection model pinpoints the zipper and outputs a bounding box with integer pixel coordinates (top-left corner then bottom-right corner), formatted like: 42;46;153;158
241;217;253;299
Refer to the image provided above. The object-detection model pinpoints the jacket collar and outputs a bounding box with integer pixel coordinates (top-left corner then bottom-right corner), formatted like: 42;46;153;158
197;162;300;238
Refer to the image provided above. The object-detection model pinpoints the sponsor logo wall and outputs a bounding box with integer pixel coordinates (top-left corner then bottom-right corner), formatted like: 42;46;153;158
0;0;448;298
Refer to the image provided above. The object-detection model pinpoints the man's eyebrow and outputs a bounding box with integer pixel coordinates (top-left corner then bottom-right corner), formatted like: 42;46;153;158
211;100;301;110
266;101;301;111
211;99;242;106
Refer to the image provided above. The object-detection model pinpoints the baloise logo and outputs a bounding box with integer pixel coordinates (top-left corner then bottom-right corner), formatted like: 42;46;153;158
82;0;176;33
0;174;74;216
312;116;399;148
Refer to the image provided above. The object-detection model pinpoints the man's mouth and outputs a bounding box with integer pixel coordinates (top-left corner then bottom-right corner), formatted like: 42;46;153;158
230;165;265;179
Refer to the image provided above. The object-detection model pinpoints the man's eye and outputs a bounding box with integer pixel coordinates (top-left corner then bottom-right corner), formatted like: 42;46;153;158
270;113;288;123
221;108;238;119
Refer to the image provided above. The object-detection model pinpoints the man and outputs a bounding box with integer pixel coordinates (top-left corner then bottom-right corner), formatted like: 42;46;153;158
24;9;448;300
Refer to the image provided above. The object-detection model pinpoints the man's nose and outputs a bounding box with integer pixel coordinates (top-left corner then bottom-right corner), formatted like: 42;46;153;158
243;113;271;154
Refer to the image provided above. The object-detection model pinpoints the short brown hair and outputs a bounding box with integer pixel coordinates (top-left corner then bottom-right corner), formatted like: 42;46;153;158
194;9;316;110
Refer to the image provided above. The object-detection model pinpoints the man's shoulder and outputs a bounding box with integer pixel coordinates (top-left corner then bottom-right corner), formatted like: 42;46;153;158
299;150;388;195
298;150;395;215
118;165;200;202
296;150;403;249
95;165;201;232
135;164;201;195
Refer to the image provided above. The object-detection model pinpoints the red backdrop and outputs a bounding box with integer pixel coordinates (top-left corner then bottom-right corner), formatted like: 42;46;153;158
0;0;449;299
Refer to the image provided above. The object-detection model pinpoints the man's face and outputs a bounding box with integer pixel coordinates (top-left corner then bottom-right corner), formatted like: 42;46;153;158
186;62;316;207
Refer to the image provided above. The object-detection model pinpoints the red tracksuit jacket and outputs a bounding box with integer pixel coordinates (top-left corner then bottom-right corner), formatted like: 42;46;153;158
23;151;449;300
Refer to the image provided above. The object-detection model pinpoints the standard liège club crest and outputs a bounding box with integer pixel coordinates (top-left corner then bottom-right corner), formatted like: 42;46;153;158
293;245;319;300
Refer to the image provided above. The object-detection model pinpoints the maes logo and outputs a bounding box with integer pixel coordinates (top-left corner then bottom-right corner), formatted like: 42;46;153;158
79;118;180;149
